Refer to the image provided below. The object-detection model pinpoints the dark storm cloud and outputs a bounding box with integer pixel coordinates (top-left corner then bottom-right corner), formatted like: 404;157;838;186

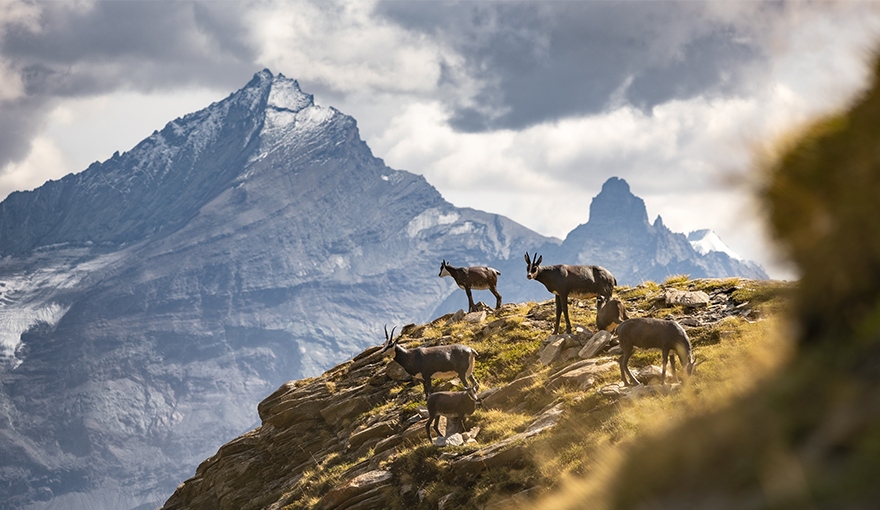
0;1;258;169
375;1;770;132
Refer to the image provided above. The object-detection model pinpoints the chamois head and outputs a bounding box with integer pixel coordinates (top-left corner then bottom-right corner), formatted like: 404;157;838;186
465;385;482;405
380;324;398;354
438;259;451;278
524;252;542;280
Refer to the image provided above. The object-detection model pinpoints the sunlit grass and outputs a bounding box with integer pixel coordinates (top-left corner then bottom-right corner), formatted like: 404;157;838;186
316;277;794;510
526;314;794;510
662;274;690;287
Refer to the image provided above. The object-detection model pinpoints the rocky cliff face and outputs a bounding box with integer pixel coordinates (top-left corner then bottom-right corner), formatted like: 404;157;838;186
557;177;768;285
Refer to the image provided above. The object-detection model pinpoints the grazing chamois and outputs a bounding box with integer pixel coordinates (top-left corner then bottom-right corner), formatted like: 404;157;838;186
524;252;617;334
425;386;481;441
439;260;502;312
380;325;478;395
597;299;629;332
616;317;697;386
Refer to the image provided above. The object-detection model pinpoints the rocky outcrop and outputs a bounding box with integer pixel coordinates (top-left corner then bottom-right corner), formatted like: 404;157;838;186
161;279;770;510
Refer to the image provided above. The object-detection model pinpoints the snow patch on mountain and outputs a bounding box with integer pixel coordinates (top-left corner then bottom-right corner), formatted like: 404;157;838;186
0;251;124;368
0;302;68;368
688;229;742;260
407;208;460;237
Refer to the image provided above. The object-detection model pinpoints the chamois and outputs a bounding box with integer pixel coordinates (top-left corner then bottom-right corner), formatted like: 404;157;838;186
439;260;502;312
597;299;629;332
616;317;696;386
524;252;617;334
425;386;481;441
380;325;478;395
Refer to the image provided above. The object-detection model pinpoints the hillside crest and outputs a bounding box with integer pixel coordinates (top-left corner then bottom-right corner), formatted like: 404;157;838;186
162;277;783;510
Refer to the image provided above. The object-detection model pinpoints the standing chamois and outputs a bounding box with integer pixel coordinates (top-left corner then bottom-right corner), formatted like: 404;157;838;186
425;386;481;442
380;325;478;395
524;252;617;334
439;260;502;312
616;317;697;386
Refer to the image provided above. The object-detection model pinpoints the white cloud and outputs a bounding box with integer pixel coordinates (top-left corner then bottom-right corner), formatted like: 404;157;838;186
0;0;41;100
0;136;69;199
246;0;459;96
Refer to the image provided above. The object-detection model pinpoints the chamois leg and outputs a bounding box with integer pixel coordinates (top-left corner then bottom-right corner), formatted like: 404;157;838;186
433;416;443;438
465;287;476;312
620;348;640;386
425;417;434;440
421;377;433;396
660;349;669;385
462;353;478;390
670;353;678;382
490;285;502;310
562;295;573;334
553;295;563;334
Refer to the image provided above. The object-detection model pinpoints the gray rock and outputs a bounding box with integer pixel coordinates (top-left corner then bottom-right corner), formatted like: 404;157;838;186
480;374;542;410
539;338;566;365
664;289;711;308
578;331;613;359
463;311;487;323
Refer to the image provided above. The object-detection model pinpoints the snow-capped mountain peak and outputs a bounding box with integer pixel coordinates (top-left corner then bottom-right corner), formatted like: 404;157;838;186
688;229;742;260
267;73;314;113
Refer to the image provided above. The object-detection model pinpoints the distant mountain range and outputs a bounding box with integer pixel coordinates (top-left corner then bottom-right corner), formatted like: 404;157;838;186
0;70;765;509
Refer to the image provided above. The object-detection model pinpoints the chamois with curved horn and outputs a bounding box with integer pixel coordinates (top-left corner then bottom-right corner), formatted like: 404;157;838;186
439;259;502;311
524;252;616;334
380;325;478;395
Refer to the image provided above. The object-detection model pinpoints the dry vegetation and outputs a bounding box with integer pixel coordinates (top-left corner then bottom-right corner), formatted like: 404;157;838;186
276;278;792;510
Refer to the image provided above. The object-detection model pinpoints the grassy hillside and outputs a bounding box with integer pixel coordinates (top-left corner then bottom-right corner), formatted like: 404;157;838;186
161;276;790;510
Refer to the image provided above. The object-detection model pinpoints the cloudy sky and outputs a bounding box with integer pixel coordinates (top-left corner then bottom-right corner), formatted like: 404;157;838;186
2;1;879;278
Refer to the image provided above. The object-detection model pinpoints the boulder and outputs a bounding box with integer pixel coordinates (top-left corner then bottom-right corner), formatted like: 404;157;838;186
663;289;710;308
464;311;487;323
446;309;466;325
539;338;566;365
578;331;613;359
481;374;542;410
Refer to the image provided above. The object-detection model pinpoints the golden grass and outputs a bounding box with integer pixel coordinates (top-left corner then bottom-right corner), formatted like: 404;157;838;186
338;279;793;509
524;314;794;510
662;274;690;287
